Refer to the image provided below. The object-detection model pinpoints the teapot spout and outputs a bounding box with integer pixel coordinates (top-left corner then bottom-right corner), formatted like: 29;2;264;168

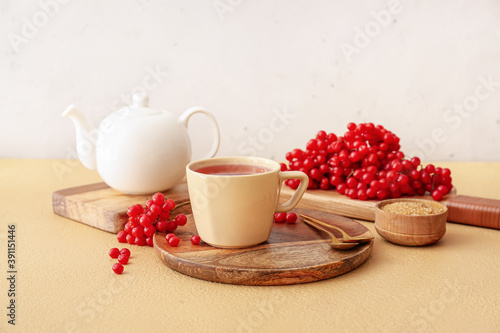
62;105;97;170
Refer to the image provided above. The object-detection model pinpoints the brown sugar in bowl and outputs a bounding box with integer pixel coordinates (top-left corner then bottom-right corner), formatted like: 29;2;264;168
374;198;448;246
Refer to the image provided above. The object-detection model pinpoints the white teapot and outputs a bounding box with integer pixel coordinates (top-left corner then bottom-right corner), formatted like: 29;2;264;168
62;92;220;194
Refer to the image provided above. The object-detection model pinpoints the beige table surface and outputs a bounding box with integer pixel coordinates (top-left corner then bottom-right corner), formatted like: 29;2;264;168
1;159;499;333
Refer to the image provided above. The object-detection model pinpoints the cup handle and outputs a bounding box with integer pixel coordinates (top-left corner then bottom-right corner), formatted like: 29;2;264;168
178;107;220;159
275;171;309;213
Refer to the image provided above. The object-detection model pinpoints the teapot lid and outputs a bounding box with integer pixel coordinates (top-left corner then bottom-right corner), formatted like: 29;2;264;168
133;92;150;107
122;92;163;116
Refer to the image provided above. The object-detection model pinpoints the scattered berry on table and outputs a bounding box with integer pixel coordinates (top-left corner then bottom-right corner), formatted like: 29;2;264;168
119;248;131;257
286;212;298;224
112;263;124;274
109;248;120;258
274;212;287;223
118;254;129;265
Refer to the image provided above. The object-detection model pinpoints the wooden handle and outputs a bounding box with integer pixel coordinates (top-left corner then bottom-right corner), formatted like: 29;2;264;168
445;195;500;229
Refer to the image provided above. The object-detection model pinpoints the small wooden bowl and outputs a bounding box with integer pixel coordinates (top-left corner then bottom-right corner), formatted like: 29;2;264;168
374;198;448;246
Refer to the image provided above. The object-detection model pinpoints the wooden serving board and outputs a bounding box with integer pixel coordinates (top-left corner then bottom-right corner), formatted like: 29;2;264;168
281;187;500;230
52;182;190;233
154;207;373;285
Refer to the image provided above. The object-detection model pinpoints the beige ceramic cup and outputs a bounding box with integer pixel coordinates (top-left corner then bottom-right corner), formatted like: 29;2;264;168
186;156;309;248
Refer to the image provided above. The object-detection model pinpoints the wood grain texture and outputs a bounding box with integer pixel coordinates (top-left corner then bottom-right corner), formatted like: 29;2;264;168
280;187;500;230
52;182;190;233
154;208;373;285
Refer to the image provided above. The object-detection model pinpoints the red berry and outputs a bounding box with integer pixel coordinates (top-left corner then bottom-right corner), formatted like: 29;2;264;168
109;248;120;258
165;199;176;211
319;177;330;190
152;192;165;206
131;226;144;238
112;263;124;274
401;159;412;171
309;168;321;181
366;187;377;198
352;169;364;180
128;216;139;228
149;204;161;218
303;158;314;170
124;222;133;234
191;235;201;245
357;189;368;200
346;177;358;189
349;151;362;162
431;189;444;201
336;183;347;194
291;148;304;160
286;212;297;224
166;233;176;241
117;231;127;243
316;130;327;141
135;236;146;246
119;248;131;257
118;254;129;265
274;212;286;223
127;205;140;218
146;236;154;247
156;220;168;233
326;132;337;143
139;214;151;227
135;204;144;215
126;233;135;245
166;221;178;232
436;184;448;193
306;139;318;150
397;174;409;186
168;236;180;247
410;157;421;167
175;214;187;226
159;210;171;220
144;225;156;237
441;168;451;177
425;164;436;174
319;163;330;174
162;201;173;213
377;189;388;199
361;172;373;184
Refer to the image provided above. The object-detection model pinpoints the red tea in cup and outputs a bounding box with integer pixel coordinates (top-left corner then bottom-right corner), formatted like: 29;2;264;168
194;164;271;176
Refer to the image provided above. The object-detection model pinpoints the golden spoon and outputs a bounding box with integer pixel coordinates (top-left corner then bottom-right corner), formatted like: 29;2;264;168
300;214;373;243
302;218;359;250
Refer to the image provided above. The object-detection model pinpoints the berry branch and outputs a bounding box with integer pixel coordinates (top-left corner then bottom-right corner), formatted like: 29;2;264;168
282;123;452;201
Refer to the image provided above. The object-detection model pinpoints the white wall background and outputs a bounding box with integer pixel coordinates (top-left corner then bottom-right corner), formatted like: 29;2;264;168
1;0;500;162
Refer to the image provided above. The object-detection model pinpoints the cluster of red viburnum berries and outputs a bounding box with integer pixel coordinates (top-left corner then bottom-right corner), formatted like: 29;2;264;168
117;192;192;247
282;123;452;201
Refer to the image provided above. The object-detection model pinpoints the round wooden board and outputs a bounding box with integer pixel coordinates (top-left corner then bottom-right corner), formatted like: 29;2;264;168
153;208;373;285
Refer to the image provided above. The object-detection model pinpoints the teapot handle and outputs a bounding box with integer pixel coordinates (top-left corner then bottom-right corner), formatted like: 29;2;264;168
178;107;220;159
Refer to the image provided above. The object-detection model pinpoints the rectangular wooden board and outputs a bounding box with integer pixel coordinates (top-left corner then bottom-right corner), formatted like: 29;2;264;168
52;182;190;233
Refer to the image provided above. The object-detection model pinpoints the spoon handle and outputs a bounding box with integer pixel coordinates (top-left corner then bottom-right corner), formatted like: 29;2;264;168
302;218;342;244
300;214;373;243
